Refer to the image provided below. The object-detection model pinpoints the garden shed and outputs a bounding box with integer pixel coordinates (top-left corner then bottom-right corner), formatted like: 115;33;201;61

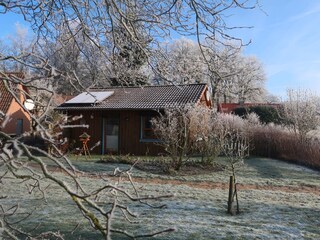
56;84;212;155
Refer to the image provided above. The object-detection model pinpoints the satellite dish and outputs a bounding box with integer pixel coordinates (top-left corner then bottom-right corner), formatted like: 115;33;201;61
24;99;35;111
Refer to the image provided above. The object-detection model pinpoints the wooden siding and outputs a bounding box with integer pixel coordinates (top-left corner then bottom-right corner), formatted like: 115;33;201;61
63;86;211;156
66;110;163;156
197;86;212;108
65;110;103;154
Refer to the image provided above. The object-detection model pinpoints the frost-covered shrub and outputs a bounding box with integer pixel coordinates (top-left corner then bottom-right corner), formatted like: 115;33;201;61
188;105;218;164
152;105;194;171
250;123;320;169
216;113;245;131
153;101;320;170
152;106;264;171
246;112;260;126
190;111;257;165
283;89;320;141
216;113;253;168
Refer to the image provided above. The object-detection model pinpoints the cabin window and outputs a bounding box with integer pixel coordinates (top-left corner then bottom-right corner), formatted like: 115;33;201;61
140;114;158;142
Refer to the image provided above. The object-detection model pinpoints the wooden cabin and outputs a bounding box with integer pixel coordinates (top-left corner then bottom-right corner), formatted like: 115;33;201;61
56;84;212;156
0;73;31;136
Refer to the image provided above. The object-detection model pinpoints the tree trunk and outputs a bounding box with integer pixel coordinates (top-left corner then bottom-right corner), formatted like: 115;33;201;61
227;175;234;214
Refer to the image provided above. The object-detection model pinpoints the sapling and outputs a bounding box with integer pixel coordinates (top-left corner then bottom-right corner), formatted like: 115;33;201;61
218;113;250;215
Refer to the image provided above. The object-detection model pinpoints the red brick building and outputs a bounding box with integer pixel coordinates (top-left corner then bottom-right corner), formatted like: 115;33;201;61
0;73;31;136
217;103;281;113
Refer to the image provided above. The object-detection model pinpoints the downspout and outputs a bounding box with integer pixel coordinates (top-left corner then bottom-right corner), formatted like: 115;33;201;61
101;113;105;155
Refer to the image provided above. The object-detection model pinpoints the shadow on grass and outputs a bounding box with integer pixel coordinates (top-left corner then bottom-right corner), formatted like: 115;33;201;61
245;158;284;179
12;199;320;240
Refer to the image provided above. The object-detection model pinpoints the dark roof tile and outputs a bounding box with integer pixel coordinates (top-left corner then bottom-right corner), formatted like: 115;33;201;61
57;84;207;110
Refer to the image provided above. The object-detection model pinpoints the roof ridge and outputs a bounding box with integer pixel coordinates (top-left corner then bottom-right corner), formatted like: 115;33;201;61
90;83;206;90
0;72;25;79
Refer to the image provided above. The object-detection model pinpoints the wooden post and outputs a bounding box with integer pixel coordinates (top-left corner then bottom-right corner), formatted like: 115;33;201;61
227;175;234;214
235;183;240;214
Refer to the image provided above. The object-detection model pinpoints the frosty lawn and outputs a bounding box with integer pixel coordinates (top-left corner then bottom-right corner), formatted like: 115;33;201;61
1;157;319;239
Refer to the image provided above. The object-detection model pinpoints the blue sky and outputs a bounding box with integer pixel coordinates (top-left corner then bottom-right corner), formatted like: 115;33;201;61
1;1;320;98
228;0;320;97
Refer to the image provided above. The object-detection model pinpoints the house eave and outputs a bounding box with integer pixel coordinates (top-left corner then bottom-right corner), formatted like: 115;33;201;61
55;104;190;111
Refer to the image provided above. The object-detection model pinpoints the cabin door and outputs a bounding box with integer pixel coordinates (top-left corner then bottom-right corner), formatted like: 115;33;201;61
16;119;23;136
105;116;119;153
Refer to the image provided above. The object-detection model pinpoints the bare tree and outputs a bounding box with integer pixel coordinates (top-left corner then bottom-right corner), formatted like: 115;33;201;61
1;0;260;85
205;45;266;104
205;43;241;104
223;128;249;215
152;106;193;171
0;0;262;238
230;55;266;103
154;38;206;85
283;89;320;141
154;39;266;106
0;23;34;72
109;14;151;86
0;39;7;70
216;113;251;215
265;93;281;103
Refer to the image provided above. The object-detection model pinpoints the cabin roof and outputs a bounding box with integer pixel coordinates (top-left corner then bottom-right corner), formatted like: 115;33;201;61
56;83;208;110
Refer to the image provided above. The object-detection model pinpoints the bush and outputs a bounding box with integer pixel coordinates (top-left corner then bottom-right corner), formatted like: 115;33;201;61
151;105;194;171
151;105;227;170
234;106;283;124
21;136;47;154
251;124;320;170
152;103;264;171
282;89;319;141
